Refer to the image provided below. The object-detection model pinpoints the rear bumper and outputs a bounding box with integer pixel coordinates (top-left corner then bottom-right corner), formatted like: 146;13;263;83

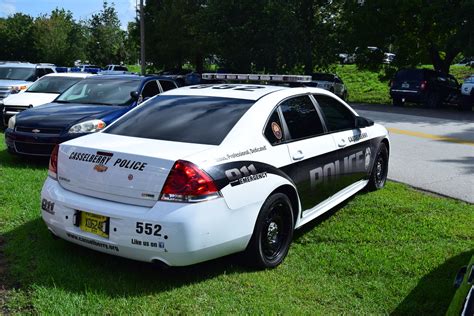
390;89;426;103
41;178;256;266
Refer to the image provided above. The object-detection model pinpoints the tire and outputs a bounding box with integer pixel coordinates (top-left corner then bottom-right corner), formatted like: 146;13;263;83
244;193;294;269
341;90;348;101
392;98;404;107
367;143;389;191
459;95;473;111
425;92;440;108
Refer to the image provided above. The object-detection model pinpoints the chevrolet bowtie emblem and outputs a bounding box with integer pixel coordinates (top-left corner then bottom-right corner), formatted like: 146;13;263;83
94;164;108;172
32;129;40;133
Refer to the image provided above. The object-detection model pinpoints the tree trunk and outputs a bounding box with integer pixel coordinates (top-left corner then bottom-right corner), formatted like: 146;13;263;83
194;53;204;73
428;45;460;74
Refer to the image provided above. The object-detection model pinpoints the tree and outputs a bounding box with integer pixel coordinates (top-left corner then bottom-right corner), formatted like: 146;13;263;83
143;0;212;72
86;1;125;65
33;9;87;65
343;0;474;73
0;13;36;61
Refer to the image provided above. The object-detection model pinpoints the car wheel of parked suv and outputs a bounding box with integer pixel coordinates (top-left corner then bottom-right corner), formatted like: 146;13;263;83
425;92;441;108
393;98;404;107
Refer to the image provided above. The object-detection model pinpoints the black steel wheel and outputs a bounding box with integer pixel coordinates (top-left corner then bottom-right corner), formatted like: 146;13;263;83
393;98;404;107
425;92;441;108
244;193;294;269
367;143;389;190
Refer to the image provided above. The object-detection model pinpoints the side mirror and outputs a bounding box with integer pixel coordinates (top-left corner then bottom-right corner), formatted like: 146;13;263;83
355;116;374;128
130;91;140;100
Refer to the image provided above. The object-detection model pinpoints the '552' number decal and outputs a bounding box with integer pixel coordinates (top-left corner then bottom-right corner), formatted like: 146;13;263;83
136;222;162;236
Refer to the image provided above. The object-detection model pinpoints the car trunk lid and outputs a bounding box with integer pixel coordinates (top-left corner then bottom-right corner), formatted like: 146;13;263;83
57;133;214;207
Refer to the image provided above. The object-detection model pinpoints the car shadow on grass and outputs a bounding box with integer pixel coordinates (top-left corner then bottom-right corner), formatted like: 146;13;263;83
392;250;473;315
2;194;356;300
0;149;49;169
2;217;262;299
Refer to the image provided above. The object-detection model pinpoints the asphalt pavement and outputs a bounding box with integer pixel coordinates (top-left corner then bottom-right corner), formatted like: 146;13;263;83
352;103;474;204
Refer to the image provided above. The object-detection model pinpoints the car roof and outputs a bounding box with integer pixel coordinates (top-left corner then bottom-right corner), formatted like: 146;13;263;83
43;73;93;78
0;62;54;68
162;84;288;101
89;74;174;81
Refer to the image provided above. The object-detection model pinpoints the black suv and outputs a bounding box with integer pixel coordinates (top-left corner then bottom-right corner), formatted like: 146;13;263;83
390;69;461;108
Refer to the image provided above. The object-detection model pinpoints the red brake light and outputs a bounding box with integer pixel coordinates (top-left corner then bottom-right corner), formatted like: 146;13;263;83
160;160;221;203
48;145;59;179
420;80;427;90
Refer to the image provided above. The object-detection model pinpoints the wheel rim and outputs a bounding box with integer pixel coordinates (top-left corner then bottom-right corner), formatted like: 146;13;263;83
375;154;386;186
261;201;291;261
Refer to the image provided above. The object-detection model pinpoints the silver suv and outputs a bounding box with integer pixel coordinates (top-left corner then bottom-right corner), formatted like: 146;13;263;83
0;62;56;100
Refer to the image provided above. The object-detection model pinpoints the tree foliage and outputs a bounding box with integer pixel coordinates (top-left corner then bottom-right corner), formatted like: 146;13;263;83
343;0;474;73
33;9;87;65
86;1;125;65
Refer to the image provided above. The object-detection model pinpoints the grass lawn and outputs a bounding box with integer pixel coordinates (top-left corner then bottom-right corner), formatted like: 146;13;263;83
0;132;472;314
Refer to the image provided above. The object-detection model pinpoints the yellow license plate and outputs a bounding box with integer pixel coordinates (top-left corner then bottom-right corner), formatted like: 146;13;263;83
79;211;109;238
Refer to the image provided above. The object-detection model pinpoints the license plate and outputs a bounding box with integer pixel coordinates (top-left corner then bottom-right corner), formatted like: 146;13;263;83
79;211;109;238
402;83;409;88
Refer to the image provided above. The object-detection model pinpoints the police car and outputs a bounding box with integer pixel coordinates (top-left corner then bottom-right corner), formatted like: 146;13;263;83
41;74;390;269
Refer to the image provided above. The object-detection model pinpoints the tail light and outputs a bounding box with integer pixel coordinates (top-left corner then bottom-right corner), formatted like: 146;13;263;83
48;145;59;179
420;80;427;90
160;160;221;203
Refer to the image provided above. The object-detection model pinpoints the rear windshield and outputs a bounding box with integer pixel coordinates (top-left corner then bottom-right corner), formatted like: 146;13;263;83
312;73;334;81
394;69;424;81
105;95;254;145
27;76;83;94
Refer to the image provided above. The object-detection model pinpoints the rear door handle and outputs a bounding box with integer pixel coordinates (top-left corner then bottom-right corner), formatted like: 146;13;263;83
292;150;304;161
338;139;347;148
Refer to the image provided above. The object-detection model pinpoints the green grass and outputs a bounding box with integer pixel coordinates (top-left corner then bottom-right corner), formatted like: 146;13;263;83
0;132;473;314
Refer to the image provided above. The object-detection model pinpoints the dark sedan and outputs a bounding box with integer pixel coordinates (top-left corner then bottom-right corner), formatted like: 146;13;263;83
5;75;177;156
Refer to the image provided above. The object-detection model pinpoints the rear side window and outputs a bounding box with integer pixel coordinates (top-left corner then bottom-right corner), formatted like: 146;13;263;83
264;110;284;145
280;95;324;141
159;80;177;92
314;94;355;132
105;96;254;145
141;81;160;99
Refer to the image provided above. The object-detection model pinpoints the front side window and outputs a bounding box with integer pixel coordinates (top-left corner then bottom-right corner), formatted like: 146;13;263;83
105;95;254;145
314;94;355;132
279;95;324;141
56;79;141;105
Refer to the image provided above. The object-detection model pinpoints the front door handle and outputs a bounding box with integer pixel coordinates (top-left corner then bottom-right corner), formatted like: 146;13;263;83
292;150;304;161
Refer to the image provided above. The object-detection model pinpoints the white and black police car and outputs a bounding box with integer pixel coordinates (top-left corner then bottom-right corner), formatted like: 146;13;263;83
41;73;390;269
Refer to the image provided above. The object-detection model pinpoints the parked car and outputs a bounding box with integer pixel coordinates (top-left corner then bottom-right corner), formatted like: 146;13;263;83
101;64;130;75
460;75;474;110
5;75;178;157
159;69;193;86
1;72;93;126
447;255;474;316
390;68;461;108
303;73;348;100
70;64;101;74
40;73;390;268
0;62;56;100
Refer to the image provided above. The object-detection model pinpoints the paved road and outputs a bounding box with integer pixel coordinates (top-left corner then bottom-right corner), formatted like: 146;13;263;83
352;104;474;204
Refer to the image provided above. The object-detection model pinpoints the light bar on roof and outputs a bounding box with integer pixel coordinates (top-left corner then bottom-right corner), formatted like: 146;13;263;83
202;73;312;83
